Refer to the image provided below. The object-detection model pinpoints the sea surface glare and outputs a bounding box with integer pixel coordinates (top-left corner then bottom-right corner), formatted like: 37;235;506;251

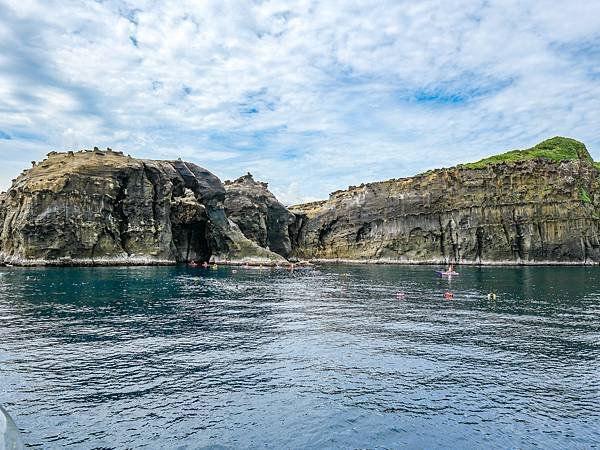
0;265;599;449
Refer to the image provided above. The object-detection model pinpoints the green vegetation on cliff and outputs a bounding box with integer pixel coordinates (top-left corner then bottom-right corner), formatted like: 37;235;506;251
463;137;593;169
580;187;592;204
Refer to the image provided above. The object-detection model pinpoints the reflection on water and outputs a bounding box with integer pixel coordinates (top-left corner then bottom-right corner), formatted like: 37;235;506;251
0;265;599;448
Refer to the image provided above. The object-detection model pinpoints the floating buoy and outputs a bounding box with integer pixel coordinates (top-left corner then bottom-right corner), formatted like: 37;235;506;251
487;293;497;300
232;269;238;274
444;292;454;299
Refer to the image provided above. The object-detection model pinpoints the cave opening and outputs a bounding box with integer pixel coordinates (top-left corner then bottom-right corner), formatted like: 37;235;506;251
173;220;211;264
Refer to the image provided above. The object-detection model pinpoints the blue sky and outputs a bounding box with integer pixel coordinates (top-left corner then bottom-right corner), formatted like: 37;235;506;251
1;0;599;204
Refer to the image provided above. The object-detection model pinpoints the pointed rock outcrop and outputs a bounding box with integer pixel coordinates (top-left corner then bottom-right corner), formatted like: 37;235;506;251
224;173;296;257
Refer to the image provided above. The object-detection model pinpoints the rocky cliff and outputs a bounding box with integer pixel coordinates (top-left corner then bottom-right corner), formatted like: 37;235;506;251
224;173;296;257
1;137;599;266
290;137;600;264
0;149;284;265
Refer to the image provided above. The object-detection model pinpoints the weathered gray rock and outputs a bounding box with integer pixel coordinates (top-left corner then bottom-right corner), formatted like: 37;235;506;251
0;149;284;265
224;173;296;257
290;138;600;264
0;193;6;232
2;137;599;267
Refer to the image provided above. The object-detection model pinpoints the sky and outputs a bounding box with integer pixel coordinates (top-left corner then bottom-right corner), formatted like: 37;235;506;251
1;0;599;204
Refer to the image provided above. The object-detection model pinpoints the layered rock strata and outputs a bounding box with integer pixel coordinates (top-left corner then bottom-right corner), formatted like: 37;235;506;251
290;138;600;264
1;137;599;266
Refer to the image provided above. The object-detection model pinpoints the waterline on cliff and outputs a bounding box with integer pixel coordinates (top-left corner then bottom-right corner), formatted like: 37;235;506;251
302;257;600;266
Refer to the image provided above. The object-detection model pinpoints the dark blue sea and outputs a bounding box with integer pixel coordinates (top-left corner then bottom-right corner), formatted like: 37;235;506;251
1;265;599;449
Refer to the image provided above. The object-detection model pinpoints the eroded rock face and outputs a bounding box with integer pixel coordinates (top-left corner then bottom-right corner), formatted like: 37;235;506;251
0;193;6;230
0;149;283;265
290;157;600;264
170;189;209;263
3;138;600;266
224;173;296;257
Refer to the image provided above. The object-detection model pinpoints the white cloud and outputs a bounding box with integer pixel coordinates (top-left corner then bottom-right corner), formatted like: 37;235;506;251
0;0;599;203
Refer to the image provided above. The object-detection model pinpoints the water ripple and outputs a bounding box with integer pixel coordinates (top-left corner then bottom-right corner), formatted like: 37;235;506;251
0;265;599;448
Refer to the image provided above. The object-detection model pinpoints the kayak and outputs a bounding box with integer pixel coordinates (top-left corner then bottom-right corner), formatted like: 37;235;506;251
436;270;459;276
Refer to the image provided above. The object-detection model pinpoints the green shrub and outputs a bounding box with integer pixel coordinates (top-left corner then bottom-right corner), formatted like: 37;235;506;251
581;187;592;204
463;137;593;169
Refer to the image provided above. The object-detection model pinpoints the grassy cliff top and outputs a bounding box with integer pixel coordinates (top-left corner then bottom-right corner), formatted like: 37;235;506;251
462;137;593;169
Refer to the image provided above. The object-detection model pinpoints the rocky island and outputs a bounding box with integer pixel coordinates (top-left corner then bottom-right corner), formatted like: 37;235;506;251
0;149;284;266
1;137;599;266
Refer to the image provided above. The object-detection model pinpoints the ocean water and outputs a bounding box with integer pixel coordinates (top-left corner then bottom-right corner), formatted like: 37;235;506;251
0;264;599;449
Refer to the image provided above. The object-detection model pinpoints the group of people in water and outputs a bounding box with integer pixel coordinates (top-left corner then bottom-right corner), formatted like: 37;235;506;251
394;263;498;300
189;260;498;300
395;289;497;300
188;261;297;271
188;261;217;269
